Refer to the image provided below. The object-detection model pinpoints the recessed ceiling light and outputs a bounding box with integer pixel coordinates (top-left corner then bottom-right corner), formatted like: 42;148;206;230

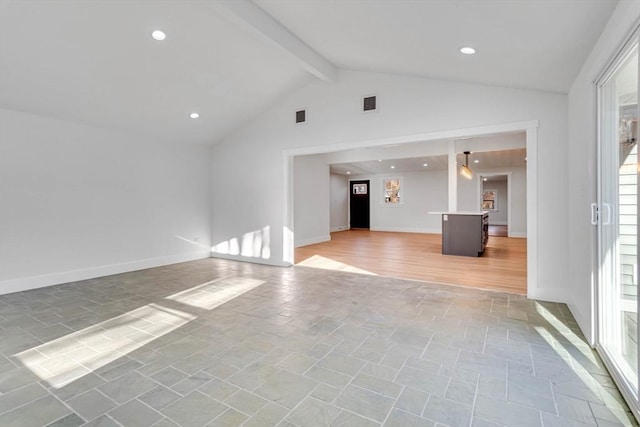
460;46;476;55
390;165;395;169
378;160;382;162
483;177;488;181
151;30;166;41
474;160;480;164
190;112;200;119
423;163;428;167
346;171;351;175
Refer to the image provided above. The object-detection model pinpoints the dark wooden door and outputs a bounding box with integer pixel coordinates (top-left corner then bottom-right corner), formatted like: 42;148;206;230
350;180;370;229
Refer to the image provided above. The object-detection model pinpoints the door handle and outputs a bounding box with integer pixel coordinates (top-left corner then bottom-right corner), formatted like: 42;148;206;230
590;203;599;225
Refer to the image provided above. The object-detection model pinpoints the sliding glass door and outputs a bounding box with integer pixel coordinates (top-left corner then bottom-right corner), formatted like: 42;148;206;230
597;34;639;412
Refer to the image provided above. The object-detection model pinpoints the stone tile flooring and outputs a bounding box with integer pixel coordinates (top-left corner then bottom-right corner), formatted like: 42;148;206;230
0;258;637;426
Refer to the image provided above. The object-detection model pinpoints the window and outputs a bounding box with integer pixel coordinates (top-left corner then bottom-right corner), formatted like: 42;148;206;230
352;183;367;194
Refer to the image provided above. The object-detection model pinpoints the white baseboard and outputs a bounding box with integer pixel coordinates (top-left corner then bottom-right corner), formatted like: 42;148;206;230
370;226;441;234
568;303;594;346
330;226;350;232
527;287;565;304
508;232;527;238
209;252;291;267
0;250;211;295
295;235;331;248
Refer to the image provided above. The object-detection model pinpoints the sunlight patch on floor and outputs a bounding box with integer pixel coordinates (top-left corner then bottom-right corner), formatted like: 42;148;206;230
535;302;597;365
14;303;195;388
297;254;377;275
534;326;633;425
14;275;266;389
165;277;265;310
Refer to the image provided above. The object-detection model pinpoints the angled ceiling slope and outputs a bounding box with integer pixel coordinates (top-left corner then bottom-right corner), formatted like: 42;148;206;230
256;0;618;93
0;0;327;144
0;0;618;145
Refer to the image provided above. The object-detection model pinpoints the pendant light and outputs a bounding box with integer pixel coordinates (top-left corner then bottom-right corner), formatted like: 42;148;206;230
461;151;473;179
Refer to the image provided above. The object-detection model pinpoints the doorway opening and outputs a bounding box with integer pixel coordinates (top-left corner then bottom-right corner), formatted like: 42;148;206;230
285;120;539;298
480;173;511;237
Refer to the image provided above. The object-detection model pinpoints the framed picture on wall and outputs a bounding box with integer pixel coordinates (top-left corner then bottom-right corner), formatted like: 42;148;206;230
482;190;497;211
383;178;402;204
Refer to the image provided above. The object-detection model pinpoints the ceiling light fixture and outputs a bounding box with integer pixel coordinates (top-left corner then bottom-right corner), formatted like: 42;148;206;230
151;30;166;41
423;163;428;167
346;171;351;175
190;112;200;119
378;160;382;162
460;46;476;55
460;151;473;179
390;165;395;169
474;159;480;164
483;177;488;182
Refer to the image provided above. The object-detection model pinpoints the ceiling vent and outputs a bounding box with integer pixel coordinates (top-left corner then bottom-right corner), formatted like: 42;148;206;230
295;110;306;124
363;95;377;112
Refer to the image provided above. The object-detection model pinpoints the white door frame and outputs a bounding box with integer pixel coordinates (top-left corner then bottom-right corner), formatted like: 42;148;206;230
282;119;539;299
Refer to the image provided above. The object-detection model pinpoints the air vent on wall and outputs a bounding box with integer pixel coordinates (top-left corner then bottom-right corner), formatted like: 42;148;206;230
363;95;377;112
295;110;306;123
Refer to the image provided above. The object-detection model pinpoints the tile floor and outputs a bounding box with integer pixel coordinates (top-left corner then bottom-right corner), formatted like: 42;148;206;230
0;258;637;427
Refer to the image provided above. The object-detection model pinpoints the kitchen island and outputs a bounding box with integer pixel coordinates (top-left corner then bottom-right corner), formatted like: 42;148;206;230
438;211;489;257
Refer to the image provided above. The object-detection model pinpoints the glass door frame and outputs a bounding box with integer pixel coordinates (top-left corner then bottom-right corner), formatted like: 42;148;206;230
595;24;640;420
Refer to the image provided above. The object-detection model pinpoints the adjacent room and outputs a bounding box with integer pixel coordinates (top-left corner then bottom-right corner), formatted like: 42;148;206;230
293;134;529;294
1;1;639;426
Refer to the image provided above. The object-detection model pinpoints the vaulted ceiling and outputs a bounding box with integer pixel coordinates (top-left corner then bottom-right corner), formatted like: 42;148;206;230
0;0;619;145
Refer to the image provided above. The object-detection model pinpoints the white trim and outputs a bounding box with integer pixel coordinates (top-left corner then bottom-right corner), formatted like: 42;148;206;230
212;252;290;268
448;141;458;212
0;250;211;295
282;153;295;265
295;235;331;248
330;226;350;232
282;120;539;157
283;120;540;297
370;226;441;234
526;125;538;300
596;344;640;421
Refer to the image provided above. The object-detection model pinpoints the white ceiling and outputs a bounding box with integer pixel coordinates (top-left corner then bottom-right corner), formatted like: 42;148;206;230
331;148;527;175
255;0;618;93
0;0;312;144
0;0;619;144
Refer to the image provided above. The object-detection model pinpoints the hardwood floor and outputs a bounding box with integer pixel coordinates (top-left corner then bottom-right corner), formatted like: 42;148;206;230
295;229;527;294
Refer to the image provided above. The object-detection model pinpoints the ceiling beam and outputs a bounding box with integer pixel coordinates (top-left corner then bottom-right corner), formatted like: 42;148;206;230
209;0;336;82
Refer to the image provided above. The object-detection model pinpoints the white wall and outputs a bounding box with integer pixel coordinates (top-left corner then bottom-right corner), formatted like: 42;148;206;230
330;173;348;232
483;180;508;225
567;1;640;343
210;68;568;302
293;154;330;246
350;170;448;233
0;109;212;294
457;166;527;236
